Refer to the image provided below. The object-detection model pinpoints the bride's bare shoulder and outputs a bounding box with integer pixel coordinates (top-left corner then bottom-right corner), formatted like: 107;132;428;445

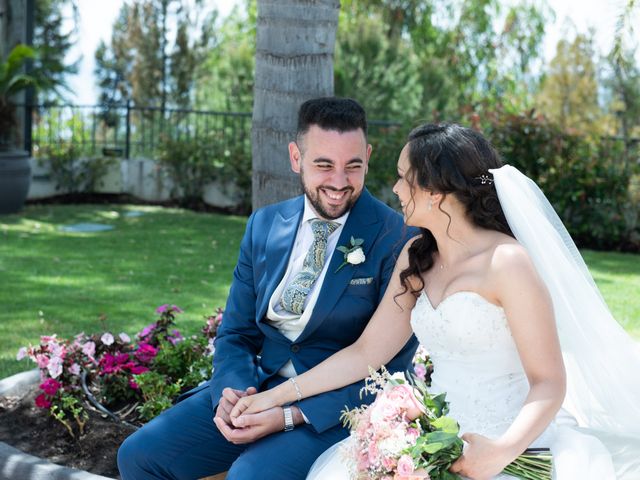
488;236;542;285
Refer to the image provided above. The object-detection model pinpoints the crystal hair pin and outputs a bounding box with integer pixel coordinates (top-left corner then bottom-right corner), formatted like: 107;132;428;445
476;174;494;185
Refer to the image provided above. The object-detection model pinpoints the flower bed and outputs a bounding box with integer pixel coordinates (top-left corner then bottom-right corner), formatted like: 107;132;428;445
3;305;432;478
16;305;222;435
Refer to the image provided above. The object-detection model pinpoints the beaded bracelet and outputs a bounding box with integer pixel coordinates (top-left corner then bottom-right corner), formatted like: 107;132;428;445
289;377;303;402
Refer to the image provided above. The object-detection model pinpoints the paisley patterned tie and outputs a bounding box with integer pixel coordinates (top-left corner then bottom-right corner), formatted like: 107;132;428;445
280;219;339;315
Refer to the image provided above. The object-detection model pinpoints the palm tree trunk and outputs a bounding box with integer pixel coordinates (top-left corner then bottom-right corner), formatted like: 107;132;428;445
251;0;340;210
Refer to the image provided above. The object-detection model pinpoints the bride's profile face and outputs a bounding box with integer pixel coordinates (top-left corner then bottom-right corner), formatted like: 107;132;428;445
392;145;431;227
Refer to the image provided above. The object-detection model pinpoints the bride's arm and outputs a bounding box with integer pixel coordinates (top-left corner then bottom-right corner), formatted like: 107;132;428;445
452;243;566;479
230;238;419;420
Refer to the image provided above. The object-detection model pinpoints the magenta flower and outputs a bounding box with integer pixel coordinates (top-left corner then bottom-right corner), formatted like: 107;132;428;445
130;365;149;375
135;343;158;364
35;393;52;409
40;378;62;396
128;378;139;390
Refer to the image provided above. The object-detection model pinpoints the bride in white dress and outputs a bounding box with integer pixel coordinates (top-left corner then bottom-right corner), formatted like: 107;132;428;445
230;124;640;479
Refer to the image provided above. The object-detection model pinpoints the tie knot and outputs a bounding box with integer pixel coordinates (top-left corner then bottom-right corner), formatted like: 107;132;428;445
310;219;339;239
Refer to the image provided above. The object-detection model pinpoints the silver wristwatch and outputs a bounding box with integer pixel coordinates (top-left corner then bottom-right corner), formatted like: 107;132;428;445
283;406;294;432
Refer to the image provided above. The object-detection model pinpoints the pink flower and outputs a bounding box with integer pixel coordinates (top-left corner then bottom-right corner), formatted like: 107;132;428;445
119;332;131;343
68;363;81;376
396;455;415;476
40;378;61;396
16;347;27;361
128;378;139;390
413;363;427;381
387;384;426;420
47;356;63;378
40;335;57;345
35;393;52;409
395;470;431;480
101;332;114;346
82;341;96;357
35;353;49;369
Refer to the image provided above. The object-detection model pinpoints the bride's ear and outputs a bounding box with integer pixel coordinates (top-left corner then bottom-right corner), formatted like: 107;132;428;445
429;191;444;208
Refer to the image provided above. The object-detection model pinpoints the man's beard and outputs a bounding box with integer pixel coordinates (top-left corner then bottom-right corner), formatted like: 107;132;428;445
300;178;360;220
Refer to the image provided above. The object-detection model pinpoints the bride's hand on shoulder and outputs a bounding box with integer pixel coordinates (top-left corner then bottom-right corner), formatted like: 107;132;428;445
230;389;281;424
449;433;515;480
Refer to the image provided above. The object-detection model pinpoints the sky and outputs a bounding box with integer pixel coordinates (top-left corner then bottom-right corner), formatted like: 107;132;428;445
64;0;639;105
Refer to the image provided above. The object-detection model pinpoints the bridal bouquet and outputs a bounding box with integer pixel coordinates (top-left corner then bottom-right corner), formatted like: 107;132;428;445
340;368;552;480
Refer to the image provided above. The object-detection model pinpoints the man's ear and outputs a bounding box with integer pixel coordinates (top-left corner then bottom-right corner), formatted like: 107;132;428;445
289;142;301;173
364;143;372;174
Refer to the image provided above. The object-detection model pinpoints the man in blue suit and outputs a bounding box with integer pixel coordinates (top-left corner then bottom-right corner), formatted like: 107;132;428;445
118;97;418;479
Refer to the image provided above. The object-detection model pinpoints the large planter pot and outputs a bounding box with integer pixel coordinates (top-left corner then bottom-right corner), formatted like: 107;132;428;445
0;149;31;214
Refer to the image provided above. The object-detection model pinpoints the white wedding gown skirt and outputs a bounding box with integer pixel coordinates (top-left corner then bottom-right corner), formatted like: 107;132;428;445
307;292;616;479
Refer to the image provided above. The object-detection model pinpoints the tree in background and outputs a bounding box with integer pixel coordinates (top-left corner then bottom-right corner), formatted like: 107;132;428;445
194;0;255;112
94;0;214;111
536;32;604;135
251;0;340;209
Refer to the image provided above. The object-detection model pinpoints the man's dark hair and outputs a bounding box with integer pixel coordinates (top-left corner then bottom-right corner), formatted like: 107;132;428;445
296;97;367;143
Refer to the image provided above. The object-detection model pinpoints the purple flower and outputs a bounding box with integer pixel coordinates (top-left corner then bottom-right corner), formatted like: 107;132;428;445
155;304;169;314
413;363;427;381
119;332;131;343
101;332;115;346
155;304;183;314
139;323;157;339
16;347;27;361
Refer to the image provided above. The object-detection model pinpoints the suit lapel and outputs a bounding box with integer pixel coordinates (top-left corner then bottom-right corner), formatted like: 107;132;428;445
257;197;304;323
297;190;383;342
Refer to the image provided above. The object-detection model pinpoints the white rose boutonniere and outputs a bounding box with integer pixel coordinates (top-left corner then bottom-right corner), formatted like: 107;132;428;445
335;236;365;273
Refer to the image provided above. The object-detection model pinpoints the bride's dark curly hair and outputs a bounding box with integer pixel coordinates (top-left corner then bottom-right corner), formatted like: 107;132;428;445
398;123;514;297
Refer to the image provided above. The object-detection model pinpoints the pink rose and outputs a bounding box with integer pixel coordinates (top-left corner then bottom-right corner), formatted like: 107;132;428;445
394;469;431;480
387;384;426;420
396;455;415;477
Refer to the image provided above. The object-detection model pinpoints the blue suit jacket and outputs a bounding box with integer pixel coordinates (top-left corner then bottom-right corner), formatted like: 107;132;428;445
209;189;418;433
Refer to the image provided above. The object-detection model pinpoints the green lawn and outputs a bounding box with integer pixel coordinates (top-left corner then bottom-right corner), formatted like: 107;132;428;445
0;204;246;379
1;204;639;380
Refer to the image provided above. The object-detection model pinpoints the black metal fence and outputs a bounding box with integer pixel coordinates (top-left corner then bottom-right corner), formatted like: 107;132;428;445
23;102;254;159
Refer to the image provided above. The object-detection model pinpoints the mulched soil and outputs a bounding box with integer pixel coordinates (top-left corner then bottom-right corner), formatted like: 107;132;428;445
0;387;136;479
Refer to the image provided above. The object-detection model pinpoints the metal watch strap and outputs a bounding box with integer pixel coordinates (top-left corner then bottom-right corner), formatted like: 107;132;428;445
283;406;294;432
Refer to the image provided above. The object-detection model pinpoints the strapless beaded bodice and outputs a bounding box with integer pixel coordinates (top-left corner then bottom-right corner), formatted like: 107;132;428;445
410;291;554;444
